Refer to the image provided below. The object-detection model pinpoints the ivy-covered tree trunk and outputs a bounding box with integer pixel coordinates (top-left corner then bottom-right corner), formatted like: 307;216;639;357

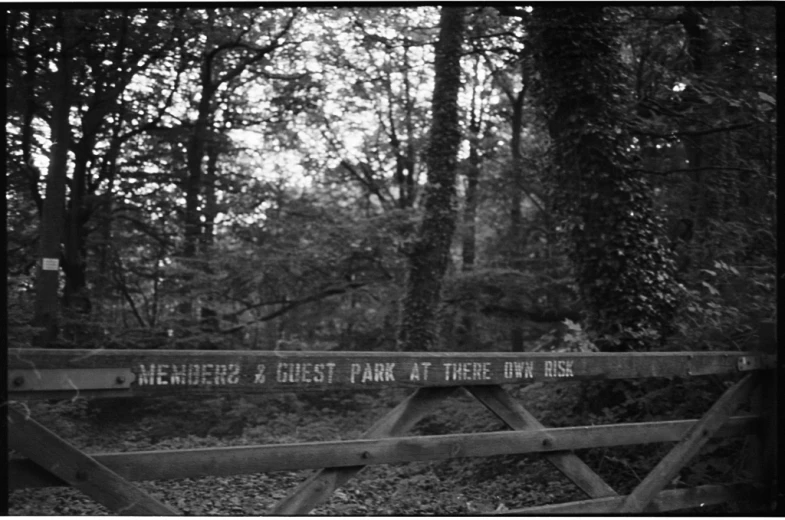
531;7;679;351
397;7;465;352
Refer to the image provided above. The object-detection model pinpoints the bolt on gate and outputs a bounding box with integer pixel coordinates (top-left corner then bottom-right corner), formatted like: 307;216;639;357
7;322;777;514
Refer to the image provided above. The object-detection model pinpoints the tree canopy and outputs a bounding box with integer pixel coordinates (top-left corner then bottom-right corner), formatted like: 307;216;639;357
6;6;776;353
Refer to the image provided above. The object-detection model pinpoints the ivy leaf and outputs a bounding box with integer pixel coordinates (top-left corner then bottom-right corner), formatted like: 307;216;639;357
758;91;776;105
701;281;720;296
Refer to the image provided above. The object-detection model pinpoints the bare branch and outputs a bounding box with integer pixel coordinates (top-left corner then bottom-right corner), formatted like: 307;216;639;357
632;166;758;176
113;213;176;247
340;160;389;205
211;11;299;87
111;256;149;328
633;123;758;139
220;281;367;333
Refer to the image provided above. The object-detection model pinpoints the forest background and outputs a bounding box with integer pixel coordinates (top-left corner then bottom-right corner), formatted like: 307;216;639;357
5;5;777;515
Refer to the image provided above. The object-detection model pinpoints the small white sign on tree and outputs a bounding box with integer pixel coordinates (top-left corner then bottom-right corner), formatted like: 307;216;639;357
42;258;59;271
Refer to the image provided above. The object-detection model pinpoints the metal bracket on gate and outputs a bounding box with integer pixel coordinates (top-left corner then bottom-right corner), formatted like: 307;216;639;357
737;356;761;372
8;368;135;393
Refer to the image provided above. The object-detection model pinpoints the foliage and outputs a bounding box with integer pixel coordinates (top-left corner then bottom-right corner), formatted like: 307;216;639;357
619;6;777;352
5;7;776;511
531;7;682;351
6;5;774;355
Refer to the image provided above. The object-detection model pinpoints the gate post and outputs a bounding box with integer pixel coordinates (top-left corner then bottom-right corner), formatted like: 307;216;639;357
753;321;777;510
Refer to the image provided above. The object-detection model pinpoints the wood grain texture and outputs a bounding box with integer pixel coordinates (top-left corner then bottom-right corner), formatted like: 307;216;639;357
618;374;757;512
9;415;758;489
7;348;776;398
7;406;178;515
503;483;760;514
8;457;68;489
466;385;618;498
269;386;456;515
748;321;778;510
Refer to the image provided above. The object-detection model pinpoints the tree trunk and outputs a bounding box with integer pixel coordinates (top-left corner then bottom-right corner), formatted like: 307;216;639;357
63;24;131;314
96;111;125;302
508;62;527;352
62;143;91;314
184;97;211;258
33;10;73;347
184;12;217;259
508;84;525;257
402;43;418;209
532;7;678;351
201;141;219;249
458;58;483;351
397;7;465;352
461;157;479;271
20;10;43;214
461;57;482;272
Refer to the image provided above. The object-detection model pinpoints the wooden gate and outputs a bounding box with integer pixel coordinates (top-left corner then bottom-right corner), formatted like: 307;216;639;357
7;323;777;514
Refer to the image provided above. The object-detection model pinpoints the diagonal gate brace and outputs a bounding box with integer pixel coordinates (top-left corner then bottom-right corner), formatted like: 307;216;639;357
466;385;618;499
618;374;758;513
269;386;457;515
7;406;178;515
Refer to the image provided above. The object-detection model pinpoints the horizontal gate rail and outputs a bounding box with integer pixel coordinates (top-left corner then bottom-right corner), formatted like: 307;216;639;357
467;385;618;499
9;415;759;489
7;348;776;399
270;386;456;515
7;322;775;514
502;482;762;515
